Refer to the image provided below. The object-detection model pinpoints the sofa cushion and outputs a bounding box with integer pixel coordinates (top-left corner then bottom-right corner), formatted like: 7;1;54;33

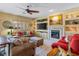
70;34;79;54
52;42;68;51
13;40;23;46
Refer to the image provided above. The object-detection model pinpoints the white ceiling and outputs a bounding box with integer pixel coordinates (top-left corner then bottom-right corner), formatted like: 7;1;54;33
0;3;79;18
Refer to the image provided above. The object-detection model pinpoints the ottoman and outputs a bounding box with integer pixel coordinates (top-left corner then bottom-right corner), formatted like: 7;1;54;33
30;37;43;47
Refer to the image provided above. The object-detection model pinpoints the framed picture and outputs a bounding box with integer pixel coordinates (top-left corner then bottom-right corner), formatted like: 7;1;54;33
49;15;63;25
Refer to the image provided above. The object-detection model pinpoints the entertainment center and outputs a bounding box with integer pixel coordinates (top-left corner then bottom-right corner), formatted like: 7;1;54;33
35;7;79;40
35;14;64;40
35;17;48;39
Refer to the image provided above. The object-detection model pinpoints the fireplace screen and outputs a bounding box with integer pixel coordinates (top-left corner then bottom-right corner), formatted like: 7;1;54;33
51;30;60;39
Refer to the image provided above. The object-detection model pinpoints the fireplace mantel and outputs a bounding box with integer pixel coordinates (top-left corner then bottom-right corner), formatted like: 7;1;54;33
49;26;64;42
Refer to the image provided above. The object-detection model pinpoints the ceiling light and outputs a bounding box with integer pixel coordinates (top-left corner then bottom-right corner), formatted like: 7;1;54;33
49;9;54;12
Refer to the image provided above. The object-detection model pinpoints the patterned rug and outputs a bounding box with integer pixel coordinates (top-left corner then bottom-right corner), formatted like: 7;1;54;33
35;39;54;56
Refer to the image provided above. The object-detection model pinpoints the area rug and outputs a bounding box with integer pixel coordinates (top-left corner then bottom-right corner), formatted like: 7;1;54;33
35;39;54;56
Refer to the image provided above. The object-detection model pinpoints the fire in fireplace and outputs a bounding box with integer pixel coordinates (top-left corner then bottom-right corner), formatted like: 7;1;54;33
51;30;60;39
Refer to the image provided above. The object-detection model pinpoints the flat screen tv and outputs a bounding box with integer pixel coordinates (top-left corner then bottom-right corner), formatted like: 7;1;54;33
37;23;47;30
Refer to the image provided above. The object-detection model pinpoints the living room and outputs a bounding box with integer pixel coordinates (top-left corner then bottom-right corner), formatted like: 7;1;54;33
0;3;79;56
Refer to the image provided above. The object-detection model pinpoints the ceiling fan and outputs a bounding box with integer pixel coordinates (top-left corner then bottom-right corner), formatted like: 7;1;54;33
19;5;39;15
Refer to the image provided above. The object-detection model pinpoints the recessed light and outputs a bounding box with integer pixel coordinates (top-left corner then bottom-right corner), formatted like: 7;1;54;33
49;9;54;12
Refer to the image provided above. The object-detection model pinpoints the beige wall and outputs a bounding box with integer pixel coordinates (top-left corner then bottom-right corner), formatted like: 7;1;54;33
0;12;35;35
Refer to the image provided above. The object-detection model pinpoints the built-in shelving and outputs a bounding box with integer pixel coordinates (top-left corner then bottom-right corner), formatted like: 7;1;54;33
35;7;79;39
64;10;79;34
35;17;48;39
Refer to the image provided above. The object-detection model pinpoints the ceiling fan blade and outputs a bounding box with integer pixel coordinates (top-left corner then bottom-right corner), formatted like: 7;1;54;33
17;5;39;15
29;12;32;15
22;11;32;15
28;10;39;13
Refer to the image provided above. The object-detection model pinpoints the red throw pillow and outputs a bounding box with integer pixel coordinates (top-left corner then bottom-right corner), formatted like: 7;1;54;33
18;32;24;37
51;36;68;50
57;42;68;51
51;43;58;48
58;36;67;44
51;42;68;51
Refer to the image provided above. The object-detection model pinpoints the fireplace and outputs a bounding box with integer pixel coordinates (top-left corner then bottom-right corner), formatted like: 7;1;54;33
51;30;60;39
49;26;64;41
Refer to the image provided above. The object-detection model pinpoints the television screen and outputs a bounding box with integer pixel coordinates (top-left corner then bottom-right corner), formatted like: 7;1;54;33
37;23;47;30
